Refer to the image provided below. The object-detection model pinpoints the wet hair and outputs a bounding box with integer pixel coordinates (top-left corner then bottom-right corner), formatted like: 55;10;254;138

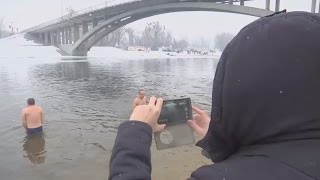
27;98;35;105
139;89;145;94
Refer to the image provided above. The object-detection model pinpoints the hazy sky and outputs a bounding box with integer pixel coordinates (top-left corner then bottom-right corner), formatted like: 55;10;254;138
0;0;315;41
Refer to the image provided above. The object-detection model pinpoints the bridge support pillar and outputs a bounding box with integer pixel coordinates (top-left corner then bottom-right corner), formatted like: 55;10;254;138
68;27;72;44
311;0;316;13
50;32;55;45
228;0;233;5
64;29;68;44
65;28;69;44
73;24;80;42
72;45;88;56
44;32;49;46
82;22;88;35
240;0;244;6
93;18;98;27
61;29;65;44
266;0;270;10
56;30;61;45
66;29;69;44
275;0;280;12
48;32;52;45
39;33;43;42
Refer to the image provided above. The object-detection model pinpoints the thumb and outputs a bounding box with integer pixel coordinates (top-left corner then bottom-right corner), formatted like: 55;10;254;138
187;120;202;134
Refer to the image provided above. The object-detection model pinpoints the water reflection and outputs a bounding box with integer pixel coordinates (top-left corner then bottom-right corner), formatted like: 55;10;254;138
23;133;46;164
56;61;90;80
31;61;133;96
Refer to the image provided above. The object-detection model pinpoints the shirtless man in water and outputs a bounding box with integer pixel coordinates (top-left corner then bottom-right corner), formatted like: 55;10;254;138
21;98;44;134
132;90;149;111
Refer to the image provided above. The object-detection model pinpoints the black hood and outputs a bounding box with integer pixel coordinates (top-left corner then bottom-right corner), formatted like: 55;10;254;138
198;11;320;166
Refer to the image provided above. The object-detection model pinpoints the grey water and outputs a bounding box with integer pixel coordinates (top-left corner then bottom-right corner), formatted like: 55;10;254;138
0;56;218;180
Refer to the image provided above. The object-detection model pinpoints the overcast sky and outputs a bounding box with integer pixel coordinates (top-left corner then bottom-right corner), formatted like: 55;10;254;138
0;0;315;41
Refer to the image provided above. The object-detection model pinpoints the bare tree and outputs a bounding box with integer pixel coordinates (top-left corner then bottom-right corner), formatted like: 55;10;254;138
125;28;135;46
95;21;191;50
214;32;234;51
142;23;153;48
164;32;173;47
105;27;126;47
176;39;189;50
151;22;164;48
134;32;144;47
191;38;209;49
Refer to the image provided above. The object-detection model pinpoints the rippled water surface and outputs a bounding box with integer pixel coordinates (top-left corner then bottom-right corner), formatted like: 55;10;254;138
0;56;218;180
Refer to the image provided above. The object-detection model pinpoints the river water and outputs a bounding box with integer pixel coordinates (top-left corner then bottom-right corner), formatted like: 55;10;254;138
0;56;218;180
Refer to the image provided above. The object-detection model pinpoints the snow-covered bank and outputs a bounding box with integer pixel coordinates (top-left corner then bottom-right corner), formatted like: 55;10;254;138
0;34;60;58
0;34;221;59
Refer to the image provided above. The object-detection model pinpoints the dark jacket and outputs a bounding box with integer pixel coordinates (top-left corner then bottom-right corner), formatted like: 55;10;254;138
109;12;320;180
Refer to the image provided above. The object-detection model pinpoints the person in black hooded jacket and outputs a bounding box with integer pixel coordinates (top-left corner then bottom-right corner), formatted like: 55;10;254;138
109;11;320;180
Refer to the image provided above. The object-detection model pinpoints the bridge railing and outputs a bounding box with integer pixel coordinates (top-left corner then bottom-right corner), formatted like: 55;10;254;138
23;0;248;33
23;0;142;32
60;0;142;20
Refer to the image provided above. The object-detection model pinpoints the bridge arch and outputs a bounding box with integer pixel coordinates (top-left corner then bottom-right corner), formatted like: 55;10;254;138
63;2;274;56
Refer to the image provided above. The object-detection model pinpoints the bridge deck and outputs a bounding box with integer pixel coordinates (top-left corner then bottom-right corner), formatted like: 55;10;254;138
25;0;250;33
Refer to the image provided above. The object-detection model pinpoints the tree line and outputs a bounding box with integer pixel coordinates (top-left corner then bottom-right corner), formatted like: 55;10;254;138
96;21;235;52
96;21;189;51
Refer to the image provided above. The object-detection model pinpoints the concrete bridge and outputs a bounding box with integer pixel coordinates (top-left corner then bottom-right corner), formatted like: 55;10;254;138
23;0;308;56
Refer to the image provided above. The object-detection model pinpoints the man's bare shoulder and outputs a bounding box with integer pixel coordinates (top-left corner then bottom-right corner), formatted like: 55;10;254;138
22;107;28;114
133;97;140;103
36;106;43;112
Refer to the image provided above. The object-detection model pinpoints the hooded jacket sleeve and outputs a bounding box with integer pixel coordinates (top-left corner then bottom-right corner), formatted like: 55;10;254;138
109;121;153;180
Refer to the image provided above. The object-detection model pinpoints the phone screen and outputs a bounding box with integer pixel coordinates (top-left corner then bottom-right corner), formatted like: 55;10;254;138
158;98;192;125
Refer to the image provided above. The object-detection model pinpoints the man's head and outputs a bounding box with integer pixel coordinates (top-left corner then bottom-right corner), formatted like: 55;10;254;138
27;98;35;106
138;90;146;99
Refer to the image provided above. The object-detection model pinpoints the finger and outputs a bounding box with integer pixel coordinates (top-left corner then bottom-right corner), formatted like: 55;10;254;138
148;96;157;106
187;120;202;134
155;98;163;110
192;115;201;120
154;124;166;132
192;106;205;115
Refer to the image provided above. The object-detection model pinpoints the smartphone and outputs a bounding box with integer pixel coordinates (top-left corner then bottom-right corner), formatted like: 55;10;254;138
155;98;195;150
158;98;192;125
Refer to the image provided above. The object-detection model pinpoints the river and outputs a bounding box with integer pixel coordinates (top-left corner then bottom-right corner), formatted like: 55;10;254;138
0;56;218;180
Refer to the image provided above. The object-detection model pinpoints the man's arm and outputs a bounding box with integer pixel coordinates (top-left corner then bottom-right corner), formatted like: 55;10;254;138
132;99;137;111
21;109;27;129
109;121;152;180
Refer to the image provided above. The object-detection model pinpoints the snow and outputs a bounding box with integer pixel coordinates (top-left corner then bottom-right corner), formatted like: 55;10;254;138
88;47;221;59
0;33;221;59
0;34;59;58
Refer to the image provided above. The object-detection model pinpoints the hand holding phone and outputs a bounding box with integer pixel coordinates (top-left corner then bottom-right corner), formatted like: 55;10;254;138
130;96;165;132
187;106;211;139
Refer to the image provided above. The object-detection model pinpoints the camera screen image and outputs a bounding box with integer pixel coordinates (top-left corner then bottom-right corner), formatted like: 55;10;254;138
158;98;192;125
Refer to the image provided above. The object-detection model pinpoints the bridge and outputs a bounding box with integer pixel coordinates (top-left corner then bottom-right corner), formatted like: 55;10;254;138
23;0;312;56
